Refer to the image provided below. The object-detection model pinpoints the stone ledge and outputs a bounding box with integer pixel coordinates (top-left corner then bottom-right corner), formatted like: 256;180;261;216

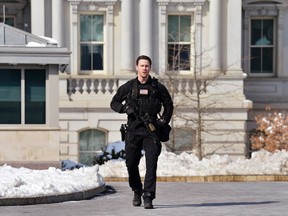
0;184;106;206
104;175;288;182
0;161;62;170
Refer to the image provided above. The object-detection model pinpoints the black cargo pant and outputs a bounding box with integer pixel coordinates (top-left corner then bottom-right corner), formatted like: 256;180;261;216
125;127;162;200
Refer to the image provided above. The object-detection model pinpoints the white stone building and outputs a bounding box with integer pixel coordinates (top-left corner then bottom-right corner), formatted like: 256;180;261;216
0;0;287;167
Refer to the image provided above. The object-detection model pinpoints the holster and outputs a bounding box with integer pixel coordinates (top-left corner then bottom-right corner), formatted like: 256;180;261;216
120;124;127;141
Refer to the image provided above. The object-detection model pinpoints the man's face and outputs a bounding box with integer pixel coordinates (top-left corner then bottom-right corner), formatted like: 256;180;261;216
136;59;151;79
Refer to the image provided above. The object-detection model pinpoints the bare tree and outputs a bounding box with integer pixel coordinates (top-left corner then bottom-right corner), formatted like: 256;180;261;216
161;23;242;160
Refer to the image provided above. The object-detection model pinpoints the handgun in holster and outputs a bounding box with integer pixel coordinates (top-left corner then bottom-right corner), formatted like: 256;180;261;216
120;124;127;141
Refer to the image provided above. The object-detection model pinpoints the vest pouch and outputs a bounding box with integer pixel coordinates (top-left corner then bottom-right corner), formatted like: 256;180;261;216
137;99;161;115
158;124;171;142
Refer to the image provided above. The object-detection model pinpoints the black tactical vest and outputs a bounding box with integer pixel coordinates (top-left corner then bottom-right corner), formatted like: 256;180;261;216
131;78;161;117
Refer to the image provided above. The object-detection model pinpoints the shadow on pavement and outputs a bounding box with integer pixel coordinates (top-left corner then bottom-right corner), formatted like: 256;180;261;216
93;185;117;197
155;201;279;209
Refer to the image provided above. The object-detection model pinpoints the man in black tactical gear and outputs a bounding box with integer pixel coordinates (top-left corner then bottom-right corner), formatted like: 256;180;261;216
110;55;173;209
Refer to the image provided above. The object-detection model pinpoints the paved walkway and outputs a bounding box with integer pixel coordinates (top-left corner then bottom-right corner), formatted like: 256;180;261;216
1;181;288;216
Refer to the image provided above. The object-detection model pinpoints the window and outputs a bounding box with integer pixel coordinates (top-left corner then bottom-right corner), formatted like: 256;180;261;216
0;17;15;27
250;18;275;75
0;69;46;124
80;14;104;72
25;70;46;124
79;129;106;165
167;15;191;71
0;69;21;124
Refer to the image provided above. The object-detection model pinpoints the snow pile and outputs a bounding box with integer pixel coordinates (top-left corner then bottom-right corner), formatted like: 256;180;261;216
0;165;104;198
99;149;288;177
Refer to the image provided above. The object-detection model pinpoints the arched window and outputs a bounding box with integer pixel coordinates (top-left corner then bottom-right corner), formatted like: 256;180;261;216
79;129;106;166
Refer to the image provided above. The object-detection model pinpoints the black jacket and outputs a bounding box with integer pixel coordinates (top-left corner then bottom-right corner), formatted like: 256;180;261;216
110;76;173;124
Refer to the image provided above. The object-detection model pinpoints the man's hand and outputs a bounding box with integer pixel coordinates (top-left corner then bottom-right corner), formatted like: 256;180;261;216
122;103;134;115
155;118;166;129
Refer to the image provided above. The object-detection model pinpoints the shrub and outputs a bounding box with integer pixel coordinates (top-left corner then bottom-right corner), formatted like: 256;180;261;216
93;148;126;165
250;107;288;152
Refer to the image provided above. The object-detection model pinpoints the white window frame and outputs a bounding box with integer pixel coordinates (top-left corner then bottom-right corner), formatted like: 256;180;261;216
78;13;105;73
249;17;276;76
156;1;205;75
167;14;194;74
68;1;116;75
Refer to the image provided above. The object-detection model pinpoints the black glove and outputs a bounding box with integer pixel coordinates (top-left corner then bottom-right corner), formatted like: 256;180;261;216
155;118;166;129
122;103;134;115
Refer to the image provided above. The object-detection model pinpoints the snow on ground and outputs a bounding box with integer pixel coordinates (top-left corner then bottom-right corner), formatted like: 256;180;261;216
99;148;288;177
1;141;288;198
0;165;103;198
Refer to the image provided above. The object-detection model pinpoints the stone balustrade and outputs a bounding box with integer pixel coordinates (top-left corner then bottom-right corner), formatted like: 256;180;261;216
63;76;203;100
67;76;119;97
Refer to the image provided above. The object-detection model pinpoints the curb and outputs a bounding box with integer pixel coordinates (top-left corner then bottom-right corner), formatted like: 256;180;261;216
104;175;288;182
0;184;106;206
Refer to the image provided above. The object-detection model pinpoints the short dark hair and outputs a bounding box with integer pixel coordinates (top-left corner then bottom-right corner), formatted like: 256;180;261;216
136;55;152;66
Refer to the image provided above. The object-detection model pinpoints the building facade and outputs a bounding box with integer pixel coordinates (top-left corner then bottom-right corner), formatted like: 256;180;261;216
0;0;287;167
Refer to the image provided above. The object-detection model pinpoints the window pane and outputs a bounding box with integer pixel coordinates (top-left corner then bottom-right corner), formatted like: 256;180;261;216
251;48;261;73
25;69;46;124
80;15;104;42
173;128;194;151
80;15;91;42
81;44;91;70
0;17;15;27
263;19;273;45
0;69;21;124
91;15;104;41
168;44;190;71
180;45;190;70
168;15;179;42
180;16;191;42
92;45;103;70
168;44;179;70
79;129;106;166
251;20;262;45
262;47;273;73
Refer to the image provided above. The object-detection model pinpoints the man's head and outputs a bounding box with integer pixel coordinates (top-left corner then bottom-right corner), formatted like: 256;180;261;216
136;55;152;66
136;55;152;82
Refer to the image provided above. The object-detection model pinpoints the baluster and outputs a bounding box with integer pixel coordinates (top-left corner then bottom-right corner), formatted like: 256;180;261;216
112;79;118;94
178;79;183;94
75;79;80;95
82;79;88;94
97;79;102;94
68;77;73;99
104;79;110;94
185;80;190;94
191;80;194;94
90;79;95;94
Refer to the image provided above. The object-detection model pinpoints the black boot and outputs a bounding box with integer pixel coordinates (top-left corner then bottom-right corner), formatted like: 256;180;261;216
132;191;142;207
143;196;153;209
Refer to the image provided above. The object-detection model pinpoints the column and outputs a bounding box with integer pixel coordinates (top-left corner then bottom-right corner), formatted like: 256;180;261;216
158;2;168;74
52;0;63;46
69;2;79;75
277;8;284;77
139;0;153;58
31;0;45;36
209;0;221;70
106;3;115;75
121;0;134;73
226;0;242;73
